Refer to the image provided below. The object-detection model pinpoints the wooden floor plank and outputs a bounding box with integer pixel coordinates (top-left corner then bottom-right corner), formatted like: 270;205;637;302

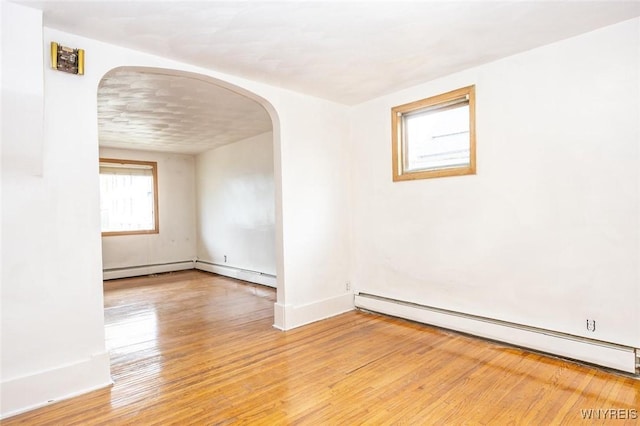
4;270;639;424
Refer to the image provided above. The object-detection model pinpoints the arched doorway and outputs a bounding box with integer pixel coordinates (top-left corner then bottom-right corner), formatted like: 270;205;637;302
96;66;283;317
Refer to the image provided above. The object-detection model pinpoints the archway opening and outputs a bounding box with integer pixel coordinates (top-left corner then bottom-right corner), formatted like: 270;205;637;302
96;66;283;318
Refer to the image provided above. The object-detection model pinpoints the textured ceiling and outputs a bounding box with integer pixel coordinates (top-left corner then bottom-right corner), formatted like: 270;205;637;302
98;68;272;154
28;1;640;105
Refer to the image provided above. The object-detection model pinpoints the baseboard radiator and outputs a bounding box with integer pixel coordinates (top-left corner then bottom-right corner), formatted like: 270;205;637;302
195;260;276;288
103;260;195;280
103;260;277;289
355;292;639;374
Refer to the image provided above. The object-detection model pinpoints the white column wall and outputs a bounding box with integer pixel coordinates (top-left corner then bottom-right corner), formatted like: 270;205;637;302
274;90;353;327
1;3;111;417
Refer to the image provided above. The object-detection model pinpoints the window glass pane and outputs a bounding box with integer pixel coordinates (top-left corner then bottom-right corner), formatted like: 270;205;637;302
100;164;156;233
404;103;470;172
392;85;475;181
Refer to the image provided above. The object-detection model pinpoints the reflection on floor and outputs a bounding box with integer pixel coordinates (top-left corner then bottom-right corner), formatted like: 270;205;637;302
5;270;639;424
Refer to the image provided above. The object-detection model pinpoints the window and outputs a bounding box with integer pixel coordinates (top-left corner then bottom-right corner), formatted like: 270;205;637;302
99;158;158;236
392;85;476;181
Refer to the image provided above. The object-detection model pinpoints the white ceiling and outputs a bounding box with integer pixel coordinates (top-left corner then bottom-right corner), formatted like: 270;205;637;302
27;1;640;105
21;1;640;154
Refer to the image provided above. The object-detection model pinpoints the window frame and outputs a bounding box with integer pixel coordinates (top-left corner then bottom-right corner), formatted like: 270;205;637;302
392;85;476;181
99;158;159;237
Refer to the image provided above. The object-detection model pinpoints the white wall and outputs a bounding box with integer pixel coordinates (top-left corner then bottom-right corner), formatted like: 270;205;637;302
274;89;353;327
1;3;111;417
99;148;197;277
195;132;276;278
350;18;640;348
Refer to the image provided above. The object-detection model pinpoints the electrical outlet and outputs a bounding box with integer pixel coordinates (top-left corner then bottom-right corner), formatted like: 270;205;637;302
224;255;227;263
346;281;351;291
586;319;596;332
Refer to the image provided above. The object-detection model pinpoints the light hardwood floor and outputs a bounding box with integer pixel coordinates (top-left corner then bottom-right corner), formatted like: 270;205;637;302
4;270;639;424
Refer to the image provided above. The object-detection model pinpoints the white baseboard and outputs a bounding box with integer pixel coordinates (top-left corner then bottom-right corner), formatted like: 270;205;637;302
195;261;276;288
103;261;194;280
0;352;113;419
273;302;287;330
355;293;638;374
274;292;354;330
